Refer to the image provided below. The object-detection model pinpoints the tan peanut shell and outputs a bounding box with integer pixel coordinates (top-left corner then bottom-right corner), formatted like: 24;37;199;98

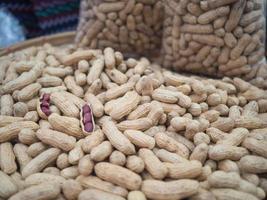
61;50;93;66
21;148;61;178
166;160;202;179
62;179;83;200
9;182;60;200
25;173;65;187
217;127;249;146
1;94;14;116
13;143;31;172
49;113;84;138
124;130;155;149
209;144;249;161
77;175;128;197
81;129;105;153
109;91;140;120
141;179;199;200
102;119;135;155
155;132;190;158
0;116;24;127
139;148;168;180
50;92;80;118
36;129;76;151
0;121;39;142
61;166;79;179
0;64;44;94
117;117;153;131
208;171;241;188
91;141;113;162
84;94;104;118
211;188;259;200
0;171;18;198
0;142;17;174
79;189;125;200
95;162;142;190
242;137;267;158
239;155;267;173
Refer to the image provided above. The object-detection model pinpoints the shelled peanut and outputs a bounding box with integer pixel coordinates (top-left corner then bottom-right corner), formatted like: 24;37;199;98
0;44;267;200
161;0;267;85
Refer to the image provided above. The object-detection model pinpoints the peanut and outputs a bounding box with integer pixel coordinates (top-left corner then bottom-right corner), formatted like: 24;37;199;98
102;119;135;155
138;148;168;180
0;171;18;198
0;38;267;200
36;128;76;151
95;162;142;190
9;183;60;200
0;142;17;174
21;148;61;178
77;175;128;197
62;180;83;200
142;179;199;200
79;189;125;200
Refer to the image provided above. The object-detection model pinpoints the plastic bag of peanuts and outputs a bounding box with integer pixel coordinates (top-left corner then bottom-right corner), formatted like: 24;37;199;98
75;0;164;58
75;0;267;88
161;0;267;81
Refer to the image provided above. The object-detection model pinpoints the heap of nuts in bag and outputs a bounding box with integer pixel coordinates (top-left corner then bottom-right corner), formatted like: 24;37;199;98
0;44;267;200
75;0;267;84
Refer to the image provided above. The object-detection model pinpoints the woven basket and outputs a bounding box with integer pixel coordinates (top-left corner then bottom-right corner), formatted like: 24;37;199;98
0;31;75;57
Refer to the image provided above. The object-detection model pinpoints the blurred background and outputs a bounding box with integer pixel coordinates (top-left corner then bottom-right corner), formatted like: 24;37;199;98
0;0;80;47
0;0;267;49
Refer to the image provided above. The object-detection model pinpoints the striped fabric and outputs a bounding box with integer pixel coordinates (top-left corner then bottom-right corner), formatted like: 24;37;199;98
0;0;80;38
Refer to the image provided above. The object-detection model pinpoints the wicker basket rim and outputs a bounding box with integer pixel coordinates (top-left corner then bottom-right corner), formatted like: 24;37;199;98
0;31;75;57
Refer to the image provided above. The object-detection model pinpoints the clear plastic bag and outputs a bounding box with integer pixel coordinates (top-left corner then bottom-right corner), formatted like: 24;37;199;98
0;8;25;48
75;0;164;57
161;0;266;80
75;0;267;83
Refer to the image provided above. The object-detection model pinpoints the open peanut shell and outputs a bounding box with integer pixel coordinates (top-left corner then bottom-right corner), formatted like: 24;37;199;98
37;93;52;120
80;103;95;135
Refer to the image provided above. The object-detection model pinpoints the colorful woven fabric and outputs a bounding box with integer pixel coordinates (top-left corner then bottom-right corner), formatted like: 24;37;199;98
0;0;80;38
31;0;80;35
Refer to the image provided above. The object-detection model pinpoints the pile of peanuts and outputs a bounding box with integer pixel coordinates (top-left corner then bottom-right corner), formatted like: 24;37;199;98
161;0;266;80
75;0;164;56
0;44;267;200
75;0;267;82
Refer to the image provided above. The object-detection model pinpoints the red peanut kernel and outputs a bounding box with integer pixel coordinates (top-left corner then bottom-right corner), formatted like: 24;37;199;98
82;104;91;114
41;93;51;117
83;113;92;124
84;122;93;132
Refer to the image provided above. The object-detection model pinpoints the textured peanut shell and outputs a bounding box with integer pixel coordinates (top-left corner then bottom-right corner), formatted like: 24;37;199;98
0;121;39;142
166;160;202;179
102;119;135;155
0;171;18;198
21;148;61;178
124;130;155;149
117;117;153;131
239;155;267;173
141;179;199;200
139;148;168;180
211;188;258;200
95;162;142;190
49;113;84;138
79;189;125;200
25;173;66;187
77;175;128;197
51;92;80;118
9;183;60;200
36;129;76;151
